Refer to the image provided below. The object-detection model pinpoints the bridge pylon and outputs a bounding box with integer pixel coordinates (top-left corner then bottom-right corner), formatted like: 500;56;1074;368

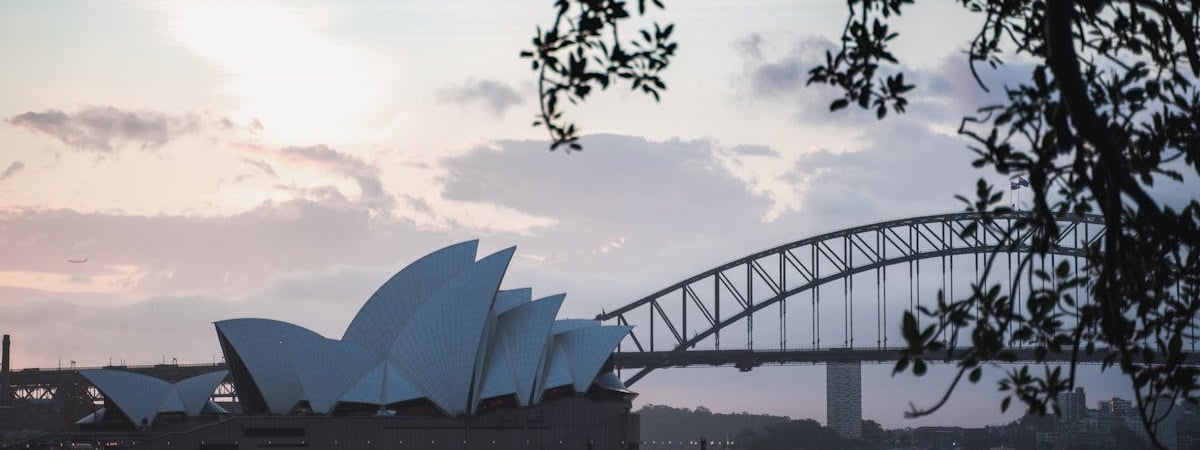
826;361;862;439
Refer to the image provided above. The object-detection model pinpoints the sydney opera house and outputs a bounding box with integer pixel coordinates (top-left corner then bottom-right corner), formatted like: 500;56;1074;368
46;241;640;449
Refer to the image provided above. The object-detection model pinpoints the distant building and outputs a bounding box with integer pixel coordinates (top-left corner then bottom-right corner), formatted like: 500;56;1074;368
826;361;861;439
1056;387;1087;421
1097;397;1133;419
1178;402;1200;450
1095;396;1183;450
1035;431;1058;450
1150;397;1180;450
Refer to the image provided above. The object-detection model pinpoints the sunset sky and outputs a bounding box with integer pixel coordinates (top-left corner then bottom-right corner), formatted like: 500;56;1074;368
0;0;1182;428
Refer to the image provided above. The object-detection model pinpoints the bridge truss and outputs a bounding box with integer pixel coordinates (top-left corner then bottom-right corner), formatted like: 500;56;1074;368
597;212;1115;385
7;364;237;405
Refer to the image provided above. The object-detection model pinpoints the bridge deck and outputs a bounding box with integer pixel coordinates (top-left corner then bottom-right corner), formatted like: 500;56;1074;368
609;347;1195;371
7;348;1161;393
11;347;1188;393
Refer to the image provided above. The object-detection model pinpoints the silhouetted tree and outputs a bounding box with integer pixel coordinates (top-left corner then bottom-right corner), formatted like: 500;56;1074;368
743;419;856;450
522;1;1199;448
637;404;789;445
860;419;885;443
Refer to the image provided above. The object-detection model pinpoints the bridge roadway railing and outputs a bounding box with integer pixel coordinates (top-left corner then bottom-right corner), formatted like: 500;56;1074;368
608;347;1191;372
9;347;1196;405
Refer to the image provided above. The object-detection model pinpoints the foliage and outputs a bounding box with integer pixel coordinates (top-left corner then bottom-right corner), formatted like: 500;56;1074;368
889;3;1199;448
523;0;1200;448
519;0;677;151
636;404;789;445
859;419;885;443
739;418;858;450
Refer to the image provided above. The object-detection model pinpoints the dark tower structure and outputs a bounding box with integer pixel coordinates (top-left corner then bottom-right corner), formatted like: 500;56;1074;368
1;334;10;404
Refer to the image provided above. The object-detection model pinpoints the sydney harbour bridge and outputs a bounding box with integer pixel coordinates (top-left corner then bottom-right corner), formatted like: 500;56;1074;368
6;211;1194;435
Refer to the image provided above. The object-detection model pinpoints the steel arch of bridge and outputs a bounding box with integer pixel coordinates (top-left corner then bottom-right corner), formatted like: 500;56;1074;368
597;212;1106;386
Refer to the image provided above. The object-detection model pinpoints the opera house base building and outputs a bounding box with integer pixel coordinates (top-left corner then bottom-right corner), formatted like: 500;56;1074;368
85;394;638;450
2;242;641;450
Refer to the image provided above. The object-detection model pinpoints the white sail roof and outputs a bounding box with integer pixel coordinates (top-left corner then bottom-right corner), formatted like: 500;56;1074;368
210;241;632;419
493;288;532;315
552;319;600;334
75;408;107;425
534;339;573;404
469;287;536;413
342;240;479;356
215;318;322;414
476;335;515;402
593;371;633;393
386;247;514;415
534;321;630;399
497;294;564;406
174;370;229;416
80;370;172;426
159;391;186;414
286;337;378;414
555;325;633;392
80;369;229;426
533;318;599;402
339;360;425;406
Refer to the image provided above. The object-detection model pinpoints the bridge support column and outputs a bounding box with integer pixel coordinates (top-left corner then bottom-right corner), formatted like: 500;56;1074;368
826;361;861;439
1;334;10;405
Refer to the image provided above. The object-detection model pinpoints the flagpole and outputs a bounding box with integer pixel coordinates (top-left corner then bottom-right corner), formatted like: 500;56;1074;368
1019;176;1028;211
1009;176;1029;211
1010;178;1017;210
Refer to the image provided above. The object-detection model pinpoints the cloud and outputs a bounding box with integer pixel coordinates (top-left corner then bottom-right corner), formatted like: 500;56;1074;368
925;55;1040;112
730;145;779;157
750;57;808;96
436;134;805;309
440;135;776;239
279;145;393;211
139;1;392;143
0;197;453;300
7;106;208;152
735;33;766;60
1147;162;1200;211
0;129;986;326
733;34;1022;126
783;121;981;228
231;158;278;184
0;291;374;370
0;161;23;182
593;236;626;255
437;79;523;116
734;35;889;125
0;194;526;368
735;35;832;97
242;157;276;177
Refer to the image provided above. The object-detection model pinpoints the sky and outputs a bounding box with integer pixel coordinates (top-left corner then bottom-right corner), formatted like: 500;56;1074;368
0;0;1184;429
